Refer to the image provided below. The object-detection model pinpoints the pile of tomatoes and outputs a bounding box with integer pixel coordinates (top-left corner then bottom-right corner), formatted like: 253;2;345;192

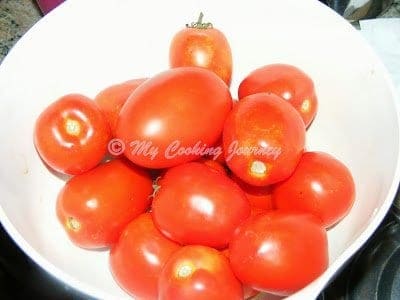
33;14;355;300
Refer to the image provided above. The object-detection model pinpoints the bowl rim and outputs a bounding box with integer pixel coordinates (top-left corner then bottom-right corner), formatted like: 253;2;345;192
1;0;400;299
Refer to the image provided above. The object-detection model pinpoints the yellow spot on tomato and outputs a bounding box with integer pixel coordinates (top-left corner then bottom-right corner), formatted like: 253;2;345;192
301;99;311;113
66;217;81;232
250;160;267;178
176;262;195;279
65;119;81;136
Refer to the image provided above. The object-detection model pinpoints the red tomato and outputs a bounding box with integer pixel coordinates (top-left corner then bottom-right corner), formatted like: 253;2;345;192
34;94;111;175
152;162;250;249
110;213;180;299
273;151;355;228
198;157;227;175
238;64;318;127
229;211;328;296
94;78;147;135
203;137;226;165
169;13;232;86
220;248;260;300
159;245;243;300
223;93;305;186
231;174;274;210
56;159;153;248
250;207;268;218
116;67;232;169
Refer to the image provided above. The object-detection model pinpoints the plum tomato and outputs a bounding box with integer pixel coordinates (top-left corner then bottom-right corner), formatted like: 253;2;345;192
110;213;180;300
34;94;111;175
116;67;232;169
231;174;273;211
238;64;318;127
229;211;328;296
219;248;260;300
151;162;250;249
56;159;153;249
223;93;306;186
158;245;243;300
198;157;227;175
94;78;147;135
273;151;356;228
169;13;232;86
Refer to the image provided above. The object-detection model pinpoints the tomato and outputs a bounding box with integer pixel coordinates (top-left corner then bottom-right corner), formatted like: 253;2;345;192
223;93;305;186
231;174;274;210
110;213;180;299
198;157;227;175
56;159;153;248
116;67;232;169
34;94;111;175
229;211;328;296
158;245;243;300
203;137;226;165
238;64;318;127
220;248;260;300
169;13;232;86
250;207;268;218
94;78;147;135
152;162;250;249
273;151;355;228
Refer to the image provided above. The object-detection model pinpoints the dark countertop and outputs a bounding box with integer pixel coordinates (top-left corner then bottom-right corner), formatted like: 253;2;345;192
0;0;41;62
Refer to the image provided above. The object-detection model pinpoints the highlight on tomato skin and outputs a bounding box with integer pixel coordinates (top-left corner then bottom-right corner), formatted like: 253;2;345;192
116;67;233;169
94;78;147;136
56;159;153;249
238;63;318;128
223;93;306;186
34;94;111;175
151;162;250;249
169;12;233;86
158;245;243;300
110;213;181;300
273;151;356;228
229;211;328;296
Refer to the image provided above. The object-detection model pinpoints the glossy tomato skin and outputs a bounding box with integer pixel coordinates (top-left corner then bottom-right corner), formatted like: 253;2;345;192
229;211;328;296
223;93;306;186
110;213;180;300
159;245;243;300
169;25;232;86
198;157;227;175
56;159;153;249
273;151;355;228
220;248;260;300
238;64;318;127
34;94;111;175
116;67;232;169
94;78;147;135
152;162;250;249
231;174;274;210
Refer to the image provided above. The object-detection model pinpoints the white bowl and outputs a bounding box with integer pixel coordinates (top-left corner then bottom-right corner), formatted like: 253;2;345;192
0;0;399;299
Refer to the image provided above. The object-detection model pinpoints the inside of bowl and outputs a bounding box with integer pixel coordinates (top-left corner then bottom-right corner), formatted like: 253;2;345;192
0;0;398;299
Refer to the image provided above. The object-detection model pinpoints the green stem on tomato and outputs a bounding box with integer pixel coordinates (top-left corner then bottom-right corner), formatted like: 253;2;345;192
186;12;213;29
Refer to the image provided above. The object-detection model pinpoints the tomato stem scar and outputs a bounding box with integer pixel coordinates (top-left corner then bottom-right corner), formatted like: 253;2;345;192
66;217;81;232
186;12;213;29
65;118;81;136
250;161;267;178
177;264;194;278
